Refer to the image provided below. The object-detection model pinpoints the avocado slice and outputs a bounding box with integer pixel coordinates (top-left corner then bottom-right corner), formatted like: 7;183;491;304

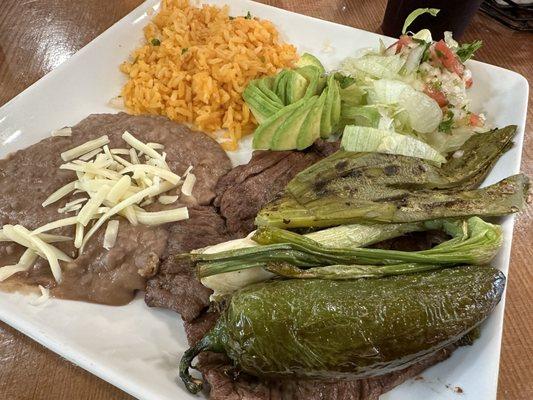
252;100;306;149
296;53;325;74
243;84;284;123
330;79;342;132
320;77;335;137
296;94;324;150
286;71;309;104
271;97;318;150
295;65;324;98
256;77;283;106
274;71;291;105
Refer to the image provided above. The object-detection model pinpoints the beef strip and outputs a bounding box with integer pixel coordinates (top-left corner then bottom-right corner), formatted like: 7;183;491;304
0;113;232;305
197;345;456;400
215;147;326;236
145;206;235;320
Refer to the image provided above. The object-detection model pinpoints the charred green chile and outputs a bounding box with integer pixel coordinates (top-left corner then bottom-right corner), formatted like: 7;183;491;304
180;265;505;393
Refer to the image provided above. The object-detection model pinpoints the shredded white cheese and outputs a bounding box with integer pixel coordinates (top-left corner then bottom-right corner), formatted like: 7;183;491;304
110;148;130;155
158;195;179;205
107;175;132;203
60;135;110;162
0;249;38;282
103;220;120;250
3;225;67;283
58;203;82;214
34;130;192;257
51;127;72;137
77;185;111;226
120;164;181;185
181;172;196;196
78;148;103;161
31;285;50;306
42;181;77;207
147;142;165;150
122;131;163;161
74;223;84;249
135;208;189;225
32;217;79;234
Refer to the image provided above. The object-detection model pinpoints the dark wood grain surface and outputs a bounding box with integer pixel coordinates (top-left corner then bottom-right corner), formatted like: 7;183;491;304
0;1;531;399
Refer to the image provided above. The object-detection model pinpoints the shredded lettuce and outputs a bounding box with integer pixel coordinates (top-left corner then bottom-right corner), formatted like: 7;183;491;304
341;125;446;164
368;79;442;133
342;54;405;79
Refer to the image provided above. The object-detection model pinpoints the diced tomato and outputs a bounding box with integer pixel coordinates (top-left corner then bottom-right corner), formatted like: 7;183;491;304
387;35;413;55
424;86;448;107
395;35;412;53
432;40;464;76
465;77;473;88
469;113;483;127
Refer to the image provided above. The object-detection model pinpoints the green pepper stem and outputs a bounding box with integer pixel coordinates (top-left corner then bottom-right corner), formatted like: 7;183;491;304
179;335;212;394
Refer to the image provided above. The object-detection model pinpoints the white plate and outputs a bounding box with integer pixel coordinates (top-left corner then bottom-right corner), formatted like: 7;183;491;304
0;1;528;399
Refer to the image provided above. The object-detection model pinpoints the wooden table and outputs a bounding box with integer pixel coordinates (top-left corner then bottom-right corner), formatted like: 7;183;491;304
0;1;531;399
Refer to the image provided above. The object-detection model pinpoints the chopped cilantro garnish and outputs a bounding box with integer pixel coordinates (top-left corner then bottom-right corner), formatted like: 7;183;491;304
151;38;161;46
456;40;483;63
435;49;444;58
245;11;252;19
181;48;188;55
438;110;454;133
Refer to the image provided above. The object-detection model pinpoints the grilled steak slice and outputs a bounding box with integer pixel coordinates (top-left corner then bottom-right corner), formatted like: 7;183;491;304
196;346;455;400
145;206;235;320
215;150;323;236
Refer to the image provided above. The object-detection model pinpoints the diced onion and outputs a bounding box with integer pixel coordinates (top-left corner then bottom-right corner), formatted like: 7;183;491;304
103;220;120;250
60;135;109;162
181;173;196;196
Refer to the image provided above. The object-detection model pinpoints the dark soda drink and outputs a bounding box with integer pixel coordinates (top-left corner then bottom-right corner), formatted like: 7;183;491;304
381;0;484;39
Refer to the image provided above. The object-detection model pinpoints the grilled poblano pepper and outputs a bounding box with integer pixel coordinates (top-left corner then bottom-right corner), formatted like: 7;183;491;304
180;266;505;393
